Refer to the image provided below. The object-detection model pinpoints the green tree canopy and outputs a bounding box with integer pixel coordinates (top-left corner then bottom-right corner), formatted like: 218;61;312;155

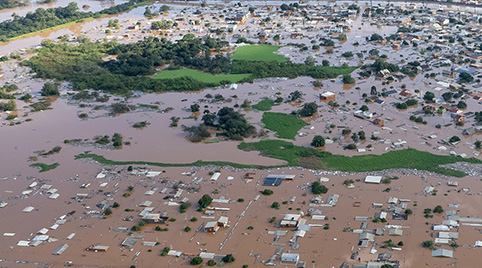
311;135;325;147
41;82;59;96
311;181;328;194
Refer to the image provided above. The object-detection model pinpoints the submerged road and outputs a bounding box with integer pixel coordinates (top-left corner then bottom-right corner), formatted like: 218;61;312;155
219;199;254;250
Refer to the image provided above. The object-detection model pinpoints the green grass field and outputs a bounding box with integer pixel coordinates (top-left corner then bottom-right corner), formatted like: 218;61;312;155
231;45;289;62
315;66;359;77
76;140;481;177
152;69;251;83
252;99;275;111
30;163;59;172
238;140;481;177
261;112;308;140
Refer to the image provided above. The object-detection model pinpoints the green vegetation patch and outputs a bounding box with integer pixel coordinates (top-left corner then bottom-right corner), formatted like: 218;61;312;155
231;61;358;81
239;140;479;177
30;162;59;172
152;69;250;83
252;99;275;111
321;149;477;177
232;45;288;62
76;140;480;177
238;139;326;167
261;112;307;139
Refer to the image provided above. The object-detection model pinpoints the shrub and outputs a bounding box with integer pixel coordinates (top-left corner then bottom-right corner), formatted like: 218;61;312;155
344;144;357;150
271;202;280;209
133;121;148;128
190;256;203;265
299;102;317;117
161;247;170;256
342;128;352;135
104;208;112;215
475;140;482;149
207;260;216;266
342;74;355;84
180;202;190;213
422;240;435;249
261;189;273;195
184;226;191;232
41;82;60;96
343;179;354;185
449;136;460;143
311;181;328;194
311;135;325;147
433;205;444;213
222;254;235;263
190;104;200;112
198;194;213;210
111;103;130;114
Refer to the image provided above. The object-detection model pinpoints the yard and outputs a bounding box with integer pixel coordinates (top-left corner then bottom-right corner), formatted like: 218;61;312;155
261;112;308;140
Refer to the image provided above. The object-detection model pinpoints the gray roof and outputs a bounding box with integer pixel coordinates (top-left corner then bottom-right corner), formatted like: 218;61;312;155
121;238;137;247
432;249;453;258
53;244;69;255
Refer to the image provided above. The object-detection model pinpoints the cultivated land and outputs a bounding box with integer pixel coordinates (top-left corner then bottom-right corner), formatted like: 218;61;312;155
231;45;289;62
152;69;251;83
1;1;482;268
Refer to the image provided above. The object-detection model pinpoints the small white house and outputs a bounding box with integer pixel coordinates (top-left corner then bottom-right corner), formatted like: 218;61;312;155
365;176;382;184
281;253;299;264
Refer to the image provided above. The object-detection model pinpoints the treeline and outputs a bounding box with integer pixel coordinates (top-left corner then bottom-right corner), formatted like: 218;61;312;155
0;0;25;11
106;36;229;75
0;0;150;41
26;36;357;94
185;107;256;141
0;3;89;41
25;37;228;94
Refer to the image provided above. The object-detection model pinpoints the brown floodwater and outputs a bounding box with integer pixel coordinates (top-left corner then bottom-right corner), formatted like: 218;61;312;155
1;1;482;267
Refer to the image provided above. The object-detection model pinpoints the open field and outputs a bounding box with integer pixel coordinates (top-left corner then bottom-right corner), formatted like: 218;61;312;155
252;98;275;111
261;112;308;139
231;45;289;62
152;69;251;83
